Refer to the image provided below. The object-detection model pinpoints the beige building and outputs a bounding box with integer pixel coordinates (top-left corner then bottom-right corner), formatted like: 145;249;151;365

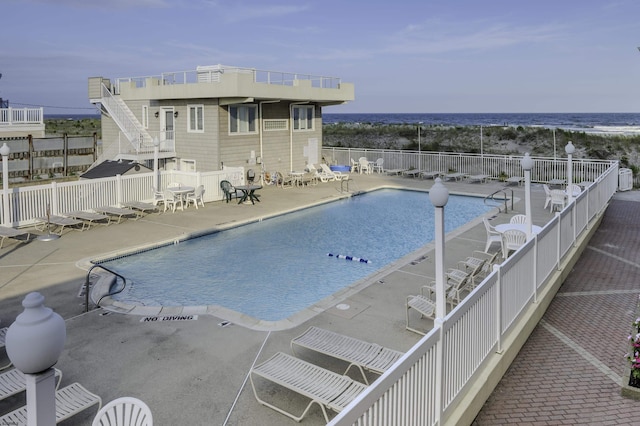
88;65;354;174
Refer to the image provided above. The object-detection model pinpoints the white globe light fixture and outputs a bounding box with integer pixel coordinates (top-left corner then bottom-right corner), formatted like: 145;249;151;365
520;153;534;240
429;178;449;320
6;292;66;425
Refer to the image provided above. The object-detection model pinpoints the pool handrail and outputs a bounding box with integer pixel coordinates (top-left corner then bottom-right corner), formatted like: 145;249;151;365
84;264;128;313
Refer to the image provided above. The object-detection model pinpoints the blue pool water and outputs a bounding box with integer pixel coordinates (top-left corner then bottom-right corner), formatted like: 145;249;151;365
100;189;491;321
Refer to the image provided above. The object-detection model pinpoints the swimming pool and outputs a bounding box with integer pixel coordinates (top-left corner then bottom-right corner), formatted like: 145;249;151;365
97;189;491;323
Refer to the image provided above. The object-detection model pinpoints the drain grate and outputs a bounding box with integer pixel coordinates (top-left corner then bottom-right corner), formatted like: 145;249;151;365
411;255;429;265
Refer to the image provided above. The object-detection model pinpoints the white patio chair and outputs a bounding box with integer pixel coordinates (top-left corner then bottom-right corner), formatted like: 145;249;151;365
162;189;179;213
358;157;372;174
186;185;205;209
350;158;360;174
372;158;384;173
550;189;566;212
510;214;527;224
92;396;153;426
543;184;552;209
483;217;502;252
501;229;527;259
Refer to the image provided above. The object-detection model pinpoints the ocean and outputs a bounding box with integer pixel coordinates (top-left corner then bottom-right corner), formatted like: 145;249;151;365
45;112;640;135
323;112;640;135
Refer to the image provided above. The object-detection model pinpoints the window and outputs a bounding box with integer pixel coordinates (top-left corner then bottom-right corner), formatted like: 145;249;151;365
188;105;204;132
142;105;148;129
293;105;314;131
229;104;257;134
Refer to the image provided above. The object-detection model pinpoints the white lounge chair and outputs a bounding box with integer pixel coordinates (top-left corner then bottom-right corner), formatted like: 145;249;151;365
64;211;111;229
0;327;9;370
0;368;62;401
506;176;523;186
0;226;31;249
0;382;101;424
406;293;437;335
467;174;490;183
95;206;138;223
320;163;348;181
306;163;332;182
122;201;159;218
92;396;153;426
458;250;500;279
402;169;423;178
419;170;441;179
444;172;465;181
291;326;403;384
35;215;84;234
250;352;367;423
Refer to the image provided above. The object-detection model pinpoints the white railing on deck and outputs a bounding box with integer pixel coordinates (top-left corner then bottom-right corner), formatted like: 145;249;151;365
0;167;245;227
114;65;342;93
329;162;618;425
0;107;43;125
322;148;614;184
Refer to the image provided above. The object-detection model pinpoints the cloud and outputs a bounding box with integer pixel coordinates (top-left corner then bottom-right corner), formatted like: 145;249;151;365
26;0;169;9
220;4;309;23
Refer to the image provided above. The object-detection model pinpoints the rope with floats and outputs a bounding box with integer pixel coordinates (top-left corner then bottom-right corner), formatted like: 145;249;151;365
327;253;371;264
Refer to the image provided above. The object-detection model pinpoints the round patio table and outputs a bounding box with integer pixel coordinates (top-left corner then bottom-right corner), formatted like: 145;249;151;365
235;184;262;204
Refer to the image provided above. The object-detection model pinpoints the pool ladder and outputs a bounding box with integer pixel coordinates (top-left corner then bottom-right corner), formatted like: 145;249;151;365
484;187;514;213
84;264;128;313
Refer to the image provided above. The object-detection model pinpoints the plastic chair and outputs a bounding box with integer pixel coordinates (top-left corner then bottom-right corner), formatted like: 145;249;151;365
510;214;527;224
372;158;384;173
550;189;565;212
501;229;527;259
220;180;239;203
247;169;255;184
162;190;178;212
543;184;552;210
92;397;153;426
483;217;502;252
186;185;205;209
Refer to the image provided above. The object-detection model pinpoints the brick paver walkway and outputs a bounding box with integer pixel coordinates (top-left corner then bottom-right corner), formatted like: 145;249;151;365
473;199;640;425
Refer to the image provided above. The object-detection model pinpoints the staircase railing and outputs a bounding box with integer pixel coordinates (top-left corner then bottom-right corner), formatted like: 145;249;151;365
100;83;153;152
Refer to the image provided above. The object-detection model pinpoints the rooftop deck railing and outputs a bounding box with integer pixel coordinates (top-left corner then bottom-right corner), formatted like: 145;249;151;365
329;161;618;425
114;65;342;94
0;107;44;125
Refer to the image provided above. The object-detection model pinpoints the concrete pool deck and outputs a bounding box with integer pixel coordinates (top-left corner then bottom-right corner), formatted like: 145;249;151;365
0;174;636;424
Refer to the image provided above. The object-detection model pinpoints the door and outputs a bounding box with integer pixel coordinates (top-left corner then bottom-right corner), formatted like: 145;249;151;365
160;108;175;146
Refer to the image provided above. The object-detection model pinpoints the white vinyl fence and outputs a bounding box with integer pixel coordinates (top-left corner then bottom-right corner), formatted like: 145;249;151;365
0;167;244;227
329;162;618;425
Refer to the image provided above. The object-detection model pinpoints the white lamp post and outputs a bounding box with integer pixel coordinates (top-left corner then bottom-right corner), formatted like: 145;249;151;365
6;292;66;426
521;153;534;240
417;122;423;171
153;136;160;191
1;142;10;227
565;141;575;203
429;178;449;320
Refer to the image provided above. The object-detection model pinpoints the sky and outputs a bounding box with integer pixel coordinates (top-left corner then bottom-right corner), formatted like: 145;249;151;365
1;0;640;114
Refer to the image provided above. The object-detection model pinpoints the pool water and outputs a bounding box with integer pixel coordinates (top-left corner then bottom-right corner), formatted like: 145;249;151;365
100;189;491;321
